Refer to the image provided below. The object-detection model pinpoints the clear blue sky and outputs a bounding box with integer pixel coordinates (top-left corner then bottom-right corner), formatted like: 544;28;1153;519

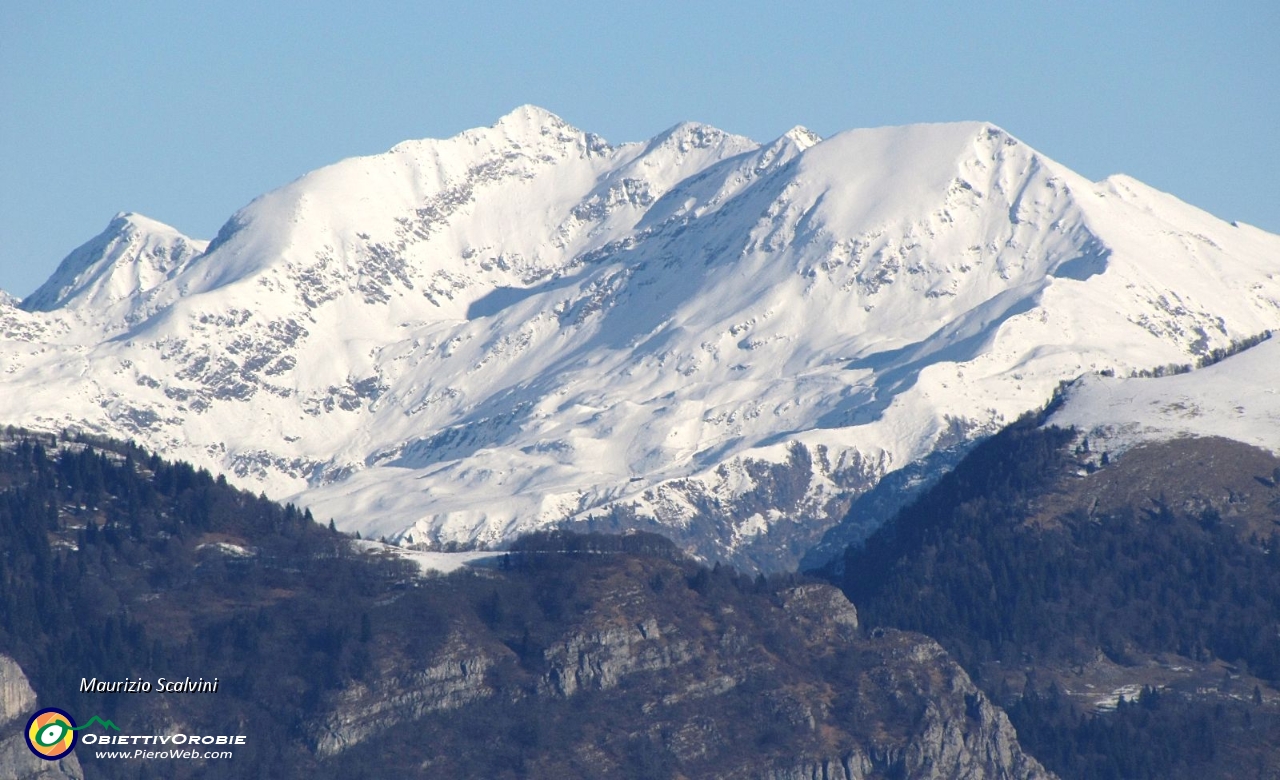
2;1;1276;298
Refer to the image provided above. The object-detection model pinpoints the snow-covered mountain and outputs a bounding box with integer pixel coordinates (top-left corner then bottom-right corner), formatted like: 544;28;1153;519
3;106;1279;569
22;212;209;314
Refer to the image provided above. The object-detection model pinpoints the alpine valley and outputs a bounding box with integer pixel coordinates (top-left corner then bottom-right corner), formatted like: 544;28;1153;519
3;106;1280;570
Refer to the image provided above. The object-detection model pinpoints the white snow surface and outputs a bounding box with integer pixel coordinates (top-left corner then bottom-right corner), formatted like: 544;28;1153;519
23;212;209;314
352;539;499;574
3;106;1280;564
1049;337;1280;456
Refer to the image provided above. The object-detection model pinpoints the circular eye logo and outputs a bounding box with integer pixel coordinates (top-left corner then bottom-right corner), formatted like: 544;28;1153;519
25;708;77;760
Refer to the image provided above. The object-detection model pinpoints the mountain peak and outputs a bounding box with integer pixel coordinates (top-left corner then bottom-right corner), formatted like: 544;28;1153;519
111;209;196;231
816;120;1019;162
486;104;585;143
782;125;822;149
495;103;567;127
21;213;207;313
642;120;756;161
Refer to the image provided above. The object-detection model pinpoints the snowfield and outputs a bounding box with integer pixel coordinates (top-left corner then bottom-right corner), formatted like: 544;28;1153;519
3;106;1279;568
1050;336;1280;458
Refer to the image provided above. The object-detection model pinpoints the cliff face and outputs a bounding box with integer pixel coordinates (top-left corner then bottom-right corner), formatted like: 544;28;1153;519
733;629;1052;780
310;556;1051;780
0;655;83;780
846;635;1050;780
312;628;500;756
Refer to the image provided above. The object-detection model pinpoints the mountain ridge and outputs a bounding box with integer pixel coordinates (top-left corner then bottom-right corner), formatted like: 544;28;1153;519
3;106;1278;569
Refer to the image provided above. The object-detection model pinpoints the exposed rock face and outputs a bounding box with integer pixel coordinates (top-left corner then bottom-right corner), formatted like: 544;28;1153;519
308;556;1052;779
0;655;83;780
0;656;37;724
748;632;1051;780
539;615;693;697
779;583;860;635
856;636;1051;780
312;630;499;756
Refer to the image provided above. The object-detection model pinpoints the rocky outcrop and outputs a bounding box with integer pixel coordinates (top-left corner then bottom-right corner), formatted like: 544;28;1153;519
848;634;1051;780
308;561;1052;779
312;631;499;756
0;655;83;780
779;583;859;637
706;630;1051;780
539;616;695;697
0;656;37;723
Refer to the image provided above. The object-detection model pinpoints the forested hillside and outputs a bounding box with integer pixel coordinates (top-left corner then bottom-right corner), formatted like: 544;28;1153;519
838;420;1280;779
0;428;1048;779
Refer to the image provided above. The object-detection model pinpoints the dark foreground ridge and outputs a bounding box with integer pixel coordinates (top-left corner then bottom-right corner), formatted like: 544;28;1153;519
0;428;1048;779
838;420;1280;779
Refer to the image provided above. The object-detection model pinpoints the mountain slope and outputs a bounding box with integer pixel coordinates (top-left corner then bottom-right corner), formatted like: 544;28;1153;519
836;414;1280;780
3;107;1279;568
0;431;1052;779
1048;334;1280;458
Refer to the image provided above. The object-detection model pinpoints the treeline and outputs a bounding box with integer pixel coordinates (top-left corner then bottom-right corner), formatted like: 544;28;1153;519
1128;329;1273;378
508;529;683;559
